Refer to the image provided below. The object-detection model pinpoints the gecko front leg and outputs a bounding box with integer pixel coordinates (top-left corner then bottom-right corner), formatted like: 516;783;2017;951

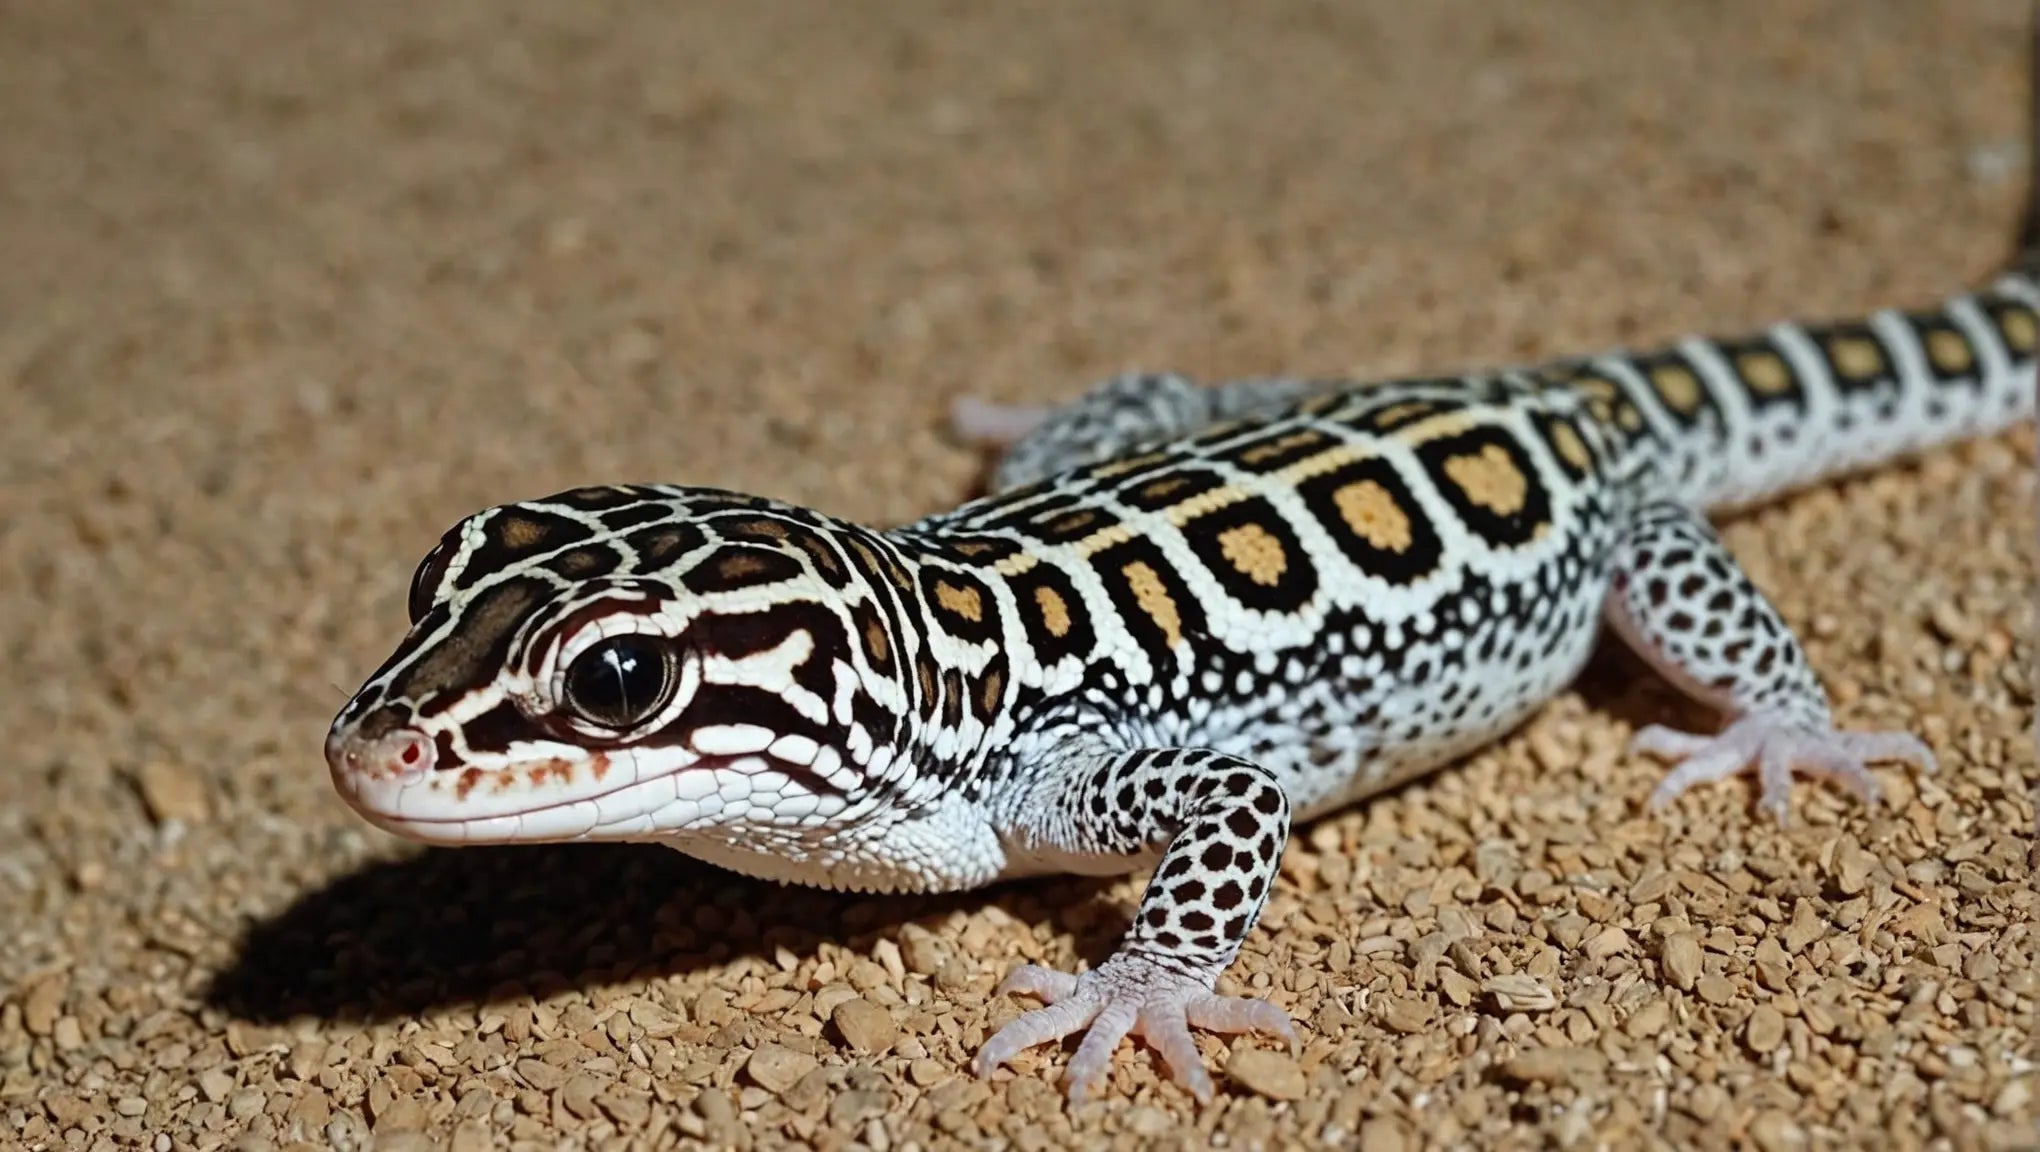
1607;501;1936;821
977;747;1298;1105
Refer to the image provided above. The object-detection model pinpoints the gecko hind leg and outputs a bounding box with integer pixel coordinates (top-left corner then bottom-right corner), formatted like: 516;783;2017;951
1606;501;1936;822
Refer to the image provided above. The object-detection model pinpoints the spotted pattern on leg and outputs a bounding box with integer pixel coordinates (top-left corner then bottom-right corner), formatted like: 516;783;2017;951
1605;501;1936;822
978;748;1298;1104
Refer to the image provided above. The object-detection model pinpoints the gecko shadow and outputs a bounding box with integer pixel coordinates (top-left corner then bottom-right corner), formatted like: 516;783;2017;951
203;838;1123;1026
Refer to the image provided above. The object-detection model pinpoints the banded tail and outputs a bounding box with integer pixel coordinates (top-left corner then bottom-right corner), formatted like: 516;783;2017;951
1569;15;2040;514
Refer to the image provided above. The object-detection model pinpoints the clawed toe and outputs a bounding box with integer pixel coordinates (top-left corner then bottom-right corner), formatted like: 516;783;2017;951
1636;711;1936;823
976;953;1295;1106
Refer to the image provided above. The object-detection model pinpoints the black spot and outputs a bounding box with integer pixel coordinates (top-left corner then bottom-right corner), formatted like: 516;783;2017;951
1181;910;1215;932
1171;880;1207;903
1154;931;1182;949
542;484;660;512
624;522;708;571
680;546;805;595
1295;455;1443;585
1412;426;1553;549
1252;787;1282;815
916;565;1001;646
1144;907;1169;929
452;507;599;593
1200;843;1232;871
1224;809;1259;839
1213;881;1245;911
600;503;674;531
1117;466;1230;512
1215;424;1340;473
1182;496;1319;613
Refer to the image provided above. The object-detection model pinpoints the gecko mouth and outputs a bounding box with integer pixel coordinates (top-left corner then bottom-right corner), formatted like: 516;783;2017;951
328;732;853;845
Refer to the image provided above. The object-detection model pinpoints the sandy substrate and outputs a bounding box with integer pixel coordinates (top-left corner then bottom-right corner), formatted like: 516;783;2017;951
3;1;2036;1149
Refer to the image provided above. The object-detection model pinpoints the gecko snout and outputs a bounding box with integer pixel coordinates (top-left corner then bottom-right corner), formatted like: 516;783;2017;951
324;723;437;785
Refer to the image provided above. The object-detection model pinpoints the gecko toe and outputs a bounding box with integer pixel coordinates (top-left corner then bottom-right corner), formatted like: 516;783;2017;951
977;953;1291;1106
1639;711;1933;822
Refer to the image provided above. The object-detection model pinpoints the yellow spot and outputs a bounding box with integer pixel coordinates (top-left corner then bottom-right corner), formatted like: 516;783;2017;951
977;666;1005;716
1571;374;1620;402
1828;334;1885;380
1134;476;1189;503
1121;561;1183;648
551;548;604;575
994;551;1040;578
1648;363;1704;414
1072;522;1140;558
1616;402;1644;431
1443;444;1529;517
1216;522;1288;586
495;514;553;550
1368;401;1436;427
1925;328;1974;375
1091;451;1171;479
934;580;983;624
1043;510;1101;536
948;539;1002;558
715;552;770;582
1164;484;1248;527
1549;421;1592;471
2000;308;2037;353
1735;350;1794;396
1332;480;1413;553
729;517;788;540
1033;584;1071;638
862;617;890;664
1239;429;1328;465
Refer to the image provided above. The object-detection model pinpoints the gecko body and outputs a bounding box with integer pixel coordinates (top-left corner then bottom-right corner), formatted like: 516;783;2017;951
324;106;2040;1107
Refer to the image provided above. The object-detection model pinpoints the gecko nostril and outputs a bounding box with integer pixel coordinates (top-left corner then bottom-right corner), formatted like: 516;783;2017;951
380;729;436;778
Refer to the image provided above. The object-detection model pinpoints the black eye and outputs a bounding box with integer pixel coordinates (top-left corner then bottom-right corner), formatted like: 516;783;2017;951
407;540;455;625
563;637;677;729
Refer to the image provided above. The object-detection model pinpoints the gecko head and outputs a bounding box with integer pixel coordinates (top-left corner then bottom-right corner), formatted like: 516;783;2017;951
323;486;903;846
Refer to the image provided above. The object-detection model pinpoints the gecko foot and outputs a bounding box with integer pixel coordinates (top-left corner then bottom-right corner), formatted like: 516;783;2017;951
950;396;1054;447
1633;711;1937;824
974;954;1297;1106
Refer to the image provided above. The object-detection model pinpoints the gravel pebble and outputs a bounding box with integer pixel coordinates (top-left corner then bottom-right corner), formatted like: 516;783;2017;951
748;1043;820;1095
831;997;899;1055
1226;1048;1307;1100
